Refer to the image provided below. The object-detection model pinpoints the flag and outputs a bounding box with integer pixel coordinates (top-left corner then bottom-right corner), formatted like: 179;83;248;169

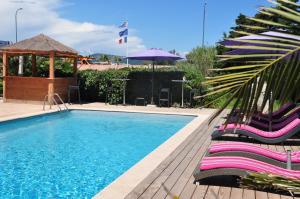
118;38;123;44
119;29;128;37
119;21;128;28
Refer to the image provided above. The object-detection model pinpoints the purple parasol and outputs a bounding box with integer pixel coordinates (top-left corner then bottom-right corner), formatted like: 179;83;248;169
222;31;300;55
127;48;183;105
127;48;183;61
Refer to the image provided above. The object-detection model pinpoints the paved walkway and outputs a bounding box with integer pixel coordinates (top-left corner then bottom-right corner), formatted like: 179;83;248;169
0;102;214;119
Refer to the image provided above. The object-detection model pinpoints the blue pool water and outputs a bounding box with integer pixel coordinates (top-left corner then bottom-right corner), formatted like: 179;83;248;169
0;110;194;198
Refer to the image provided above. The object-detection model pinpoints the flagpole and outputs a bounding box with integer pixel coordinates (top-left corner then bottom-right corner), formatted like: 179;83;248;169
202;0;207;47
126;20;129;67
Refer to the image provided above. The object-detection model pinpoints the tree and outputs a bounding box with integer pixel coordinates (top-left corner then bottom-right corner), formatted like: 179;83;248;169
113;56;122;65
203;0;300;123
228;0;300;38
186;46;217;75
99;54;110;63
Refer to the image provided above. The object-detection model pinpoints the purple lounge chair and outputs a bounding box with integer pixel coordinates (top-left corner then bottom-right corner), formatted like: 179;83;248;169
227;103;298;123
220;111;300;131
207;142;300;169
193;156;300;183
230;102;296;118
212;118;300;144
249;110;300;131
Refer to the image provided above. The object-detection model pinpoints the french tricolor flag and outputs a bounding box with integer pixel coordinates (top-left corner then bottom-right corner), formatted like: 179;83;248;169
116;37;127;44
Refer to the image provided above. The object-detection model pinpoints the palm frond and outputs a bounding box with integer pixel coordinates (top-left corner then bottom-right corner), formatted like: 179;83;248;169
200;0;300;123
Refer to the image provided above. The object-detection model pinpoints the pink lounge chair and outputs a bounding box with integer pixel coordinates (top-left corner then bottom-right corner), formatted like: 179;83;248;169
212;118;300;144
193;156;300;183
208;142;300;169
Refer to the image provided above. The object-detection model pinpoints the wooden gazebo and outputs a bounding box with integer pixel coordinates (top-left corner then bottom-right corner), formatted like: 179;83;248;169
1;34;78;103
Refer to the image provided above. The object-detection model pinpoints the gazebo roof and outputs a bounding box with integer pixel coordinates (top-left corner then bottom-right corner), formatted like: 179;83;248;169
0;34;78;56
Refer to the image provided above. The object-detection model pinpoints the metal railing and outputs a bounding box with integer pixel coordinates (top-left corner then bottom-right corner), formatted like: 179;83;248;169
43;93;69;111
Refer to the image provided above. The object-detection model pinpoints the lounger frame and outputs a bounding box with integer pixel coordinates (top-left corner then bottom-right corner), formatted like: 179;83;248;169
193;167;249;183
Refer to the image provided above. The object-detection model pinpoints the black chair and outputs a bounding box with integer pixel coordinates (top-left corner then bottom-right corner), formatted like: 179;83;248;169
159;88;170;107
135;97;147;106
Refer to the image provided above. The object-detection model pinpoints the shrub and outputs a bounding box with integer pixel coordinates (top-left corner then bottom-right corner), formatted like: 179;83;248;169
78;69;130;103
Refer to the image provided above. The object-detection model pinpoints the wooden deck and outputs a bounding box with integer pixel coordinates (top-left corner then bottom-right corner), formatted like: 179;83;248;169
125;112;300;199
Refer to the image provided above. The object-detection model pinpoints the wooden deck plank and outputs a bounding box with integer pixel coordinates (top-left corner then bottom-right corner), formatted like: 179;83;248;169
229;188;243;199
243;189;256;199
203;186;220;199
191;185;208;199
178;177;198;199
256;191;269;199
280;195;294;199
267;193;281;199
218;187;231;199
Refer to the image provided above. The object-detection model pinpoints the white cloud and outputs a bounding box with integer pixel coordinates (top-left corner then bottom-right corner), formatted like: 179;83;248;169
0;0;146;55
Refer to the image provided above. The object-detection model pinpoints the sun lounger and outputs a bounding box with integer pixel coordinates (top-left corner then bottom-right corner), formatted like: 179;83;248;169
212;118;300;144
248;111;299;131
208;142;300;169
230;102;296;120
221;111;300;131
193;156;300;183
250;106;300;124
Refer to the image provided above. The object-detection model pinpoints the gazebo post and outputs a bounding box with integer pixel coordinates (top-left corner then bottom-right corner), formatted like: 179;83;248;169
73;57;77;78
31;54;37;76
48;51;55;104
2;52;8;101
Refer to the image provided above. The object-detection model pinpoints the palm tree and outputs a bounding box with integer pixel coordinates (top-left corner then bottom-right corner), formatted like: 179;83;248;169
202;0;300;123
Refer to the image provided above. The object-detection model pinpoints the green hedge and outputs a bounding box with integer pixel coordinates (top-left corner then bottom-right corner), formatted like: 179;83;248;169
78;67;204;106
78;69;130;103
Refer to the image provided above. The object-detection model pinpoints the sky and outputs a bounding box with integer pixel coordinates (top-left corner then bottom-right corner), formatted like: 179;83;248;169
0;0;270;56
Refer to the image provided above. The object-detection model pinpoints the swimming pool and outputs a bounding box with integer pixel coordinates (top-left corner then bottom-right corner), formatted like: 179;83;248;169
0;110;194;198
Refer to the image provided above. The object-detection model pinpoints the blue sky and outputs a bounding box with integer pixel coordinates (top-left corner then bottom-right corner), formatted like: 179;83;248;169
0;0;270;55
58;0;269;54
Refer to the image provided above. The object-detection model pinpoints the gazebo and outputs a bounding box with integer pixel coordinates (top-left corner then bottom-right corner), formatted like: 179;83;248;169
1;34;78;103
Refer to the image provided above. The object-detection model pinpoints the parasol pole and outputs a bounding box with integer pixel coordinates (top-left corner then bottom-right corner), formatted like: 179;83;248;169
151;61;154;104
126;41;129;67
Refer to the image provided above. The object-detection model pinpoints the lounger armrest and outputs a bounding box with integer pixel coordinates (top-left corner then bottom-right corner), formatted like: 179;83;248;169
287;150;292;170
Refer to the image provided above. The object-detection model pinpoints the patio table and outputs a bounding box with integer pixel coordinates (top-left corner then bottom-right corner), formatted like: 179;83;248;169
172;79;191;107
111;78;131;105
